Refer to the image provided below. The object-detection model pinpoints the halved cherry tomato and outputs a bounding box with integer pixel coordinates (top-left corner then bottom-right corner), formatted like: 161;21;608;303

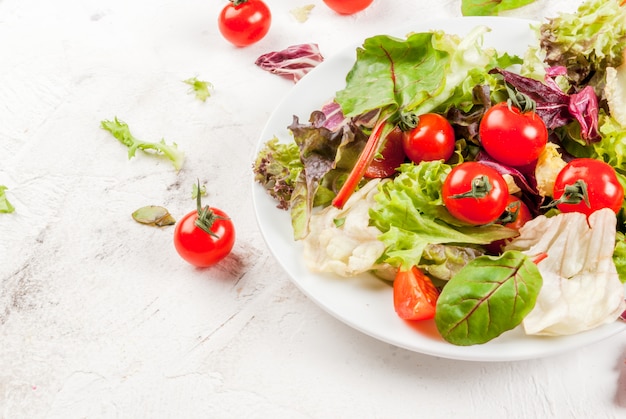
323;0;374;15
479;102;547;167
393;266;439;321
551;158;624;216
442;162;509;225
402;113;455;165
364;126;406;178
218;0;271;47
174;186;236;267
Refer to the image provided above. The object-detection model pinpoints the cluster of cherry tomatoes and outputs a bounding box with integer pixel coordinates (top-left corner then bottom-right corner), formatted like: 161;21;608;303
218;0;374;47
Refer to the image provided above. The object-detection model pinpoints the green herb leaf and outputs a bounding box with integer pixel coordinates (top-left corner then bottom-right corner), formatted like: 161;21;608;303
192;182;207;199
435;251;543;346
461;0;536;16
101;117;185;171
183;77;213;102
0;185;15;213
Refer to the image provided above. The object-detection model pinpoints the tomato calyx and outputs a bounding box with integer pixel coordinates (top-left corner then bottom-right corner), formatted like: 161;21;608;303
193;181;229;238
503;82;536;114
398;110;419;131
543;179;591;210
447;174;493;200
230;0;249;5
497;199;521;225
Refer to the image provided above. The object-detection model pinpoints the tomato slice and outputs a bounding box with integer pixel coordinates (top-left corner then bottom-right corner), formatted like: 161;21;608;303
393;266;439;321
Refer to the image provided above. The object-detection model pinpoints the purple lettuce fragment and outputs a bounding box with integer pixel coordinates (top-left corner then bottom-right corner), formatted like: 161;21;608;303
255;43;324;83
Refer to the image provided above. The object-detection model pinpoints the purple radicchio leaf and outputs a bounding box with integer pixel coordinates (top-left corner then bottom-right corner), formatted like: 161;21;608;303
490;68;600;143
255;43;324;83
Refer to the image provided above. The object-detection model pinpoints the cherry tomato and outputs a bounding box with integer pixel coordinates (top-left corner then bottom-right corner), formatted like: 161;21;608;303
393;266;439;321
323;0;374;15
552;158;624;216
402;113;456;165
442;162;509;225
218;0;271;47
174;191;235;267
485;196;533;254
364;126;406;178
479;102;548;167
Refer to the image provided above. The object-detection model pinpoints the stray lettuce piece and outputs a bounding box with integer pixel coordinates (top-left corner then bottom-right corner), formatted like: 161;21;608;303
462;0;536;16
192;182;207;199
253;136;303;210
183;77;213;101
255;43;324;83
101;118;185;171
290;4;315;22
435;251;542;346
538;0;626;87
132;205;176;226
370;161;517;269
0;185;15;213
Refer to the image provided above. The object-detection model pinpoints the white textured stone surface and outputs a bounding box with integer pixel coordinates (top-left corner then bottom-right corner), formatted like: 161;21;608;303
1;0;625;418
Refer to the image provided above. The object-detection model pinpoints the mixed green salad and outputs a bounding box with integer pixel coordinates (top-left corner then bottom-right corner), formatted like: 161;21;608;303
253;0;626;346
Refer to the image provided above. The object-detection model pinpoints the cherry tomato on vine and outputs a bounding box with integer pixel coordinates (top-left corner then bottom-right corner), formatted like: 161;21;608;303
174;185;236;267
393;266;439;321
442;162;509;225
402;113;456;165
218;0;271;47
323;0;374;15
551;158;624;216
479;102;548;167
364;126;406;178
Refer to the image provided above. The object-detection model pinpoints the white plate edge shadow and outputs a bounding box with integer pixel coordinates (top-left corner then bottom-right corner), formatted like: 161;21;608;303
251;16;626;362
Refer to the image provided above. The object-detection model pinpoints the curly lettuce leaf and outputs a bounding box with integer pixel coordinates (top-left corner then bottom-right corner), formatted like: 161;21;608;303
253;137;303;210
370;161;517;269
461;0;536;17
539;0;626;87
335;26;521;122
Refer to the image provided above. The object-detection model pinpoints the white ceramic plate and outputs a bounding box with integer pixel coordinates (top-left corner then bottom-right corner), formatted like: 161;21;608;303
252;16;626;362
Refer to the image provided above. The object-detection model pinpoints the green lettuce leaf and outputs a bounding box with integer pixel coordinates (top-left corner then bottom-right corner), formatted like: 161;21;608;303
0;185;15;213
370;161;517;269
462;0;536;17
435;251;543;346
335;26;522;123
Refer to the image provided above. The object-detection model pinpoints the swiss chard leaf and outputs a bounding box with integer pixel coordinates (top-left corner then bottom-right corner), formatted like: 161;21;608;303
435;251;543;346
462;0;536;16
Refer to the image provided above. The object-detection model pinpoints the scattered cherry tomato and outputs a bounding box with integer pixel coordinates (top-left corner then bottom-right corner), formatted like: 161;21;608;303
393;266;439;321
323;0;374;15
174;185;235;267
442;162;509;225
402;113;456;165
218;0;271;47
551;158;624;216
479;102;547;167
364;126;406;178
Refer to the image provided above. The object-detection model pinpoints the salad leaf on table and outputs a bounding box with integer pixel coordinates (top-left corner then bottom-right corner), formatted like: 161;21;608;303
183;77;213;102
101;117;185;171
0;185;15;213
255;43;324;83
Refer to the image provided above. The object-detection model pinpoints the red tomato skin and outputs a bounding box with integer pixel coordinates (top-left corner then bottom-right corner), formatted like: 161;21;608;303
393;266;439;321
364;126;406;178
485;196;533;254
479;103;548;167
218;0;271;47
323;0;374;14
442;162;509;225
553;158;624;216
402;113;455;165
174;208;236;267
